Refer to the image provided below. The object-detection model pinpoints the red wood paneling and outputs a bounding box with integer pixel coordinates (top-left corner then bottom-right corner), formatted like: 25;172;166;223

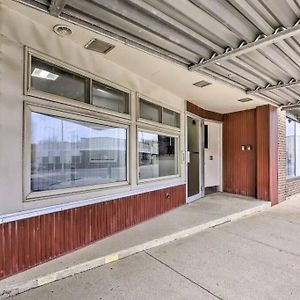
256;106;270;200
0;184;185;280
269;106;279;205
186;101;223;122
223;109;257;196
256;105;278;204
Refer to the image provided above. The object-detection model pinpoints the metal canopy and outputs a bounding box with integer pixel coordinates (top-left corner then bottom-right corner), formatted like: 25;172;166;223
16;0;300;106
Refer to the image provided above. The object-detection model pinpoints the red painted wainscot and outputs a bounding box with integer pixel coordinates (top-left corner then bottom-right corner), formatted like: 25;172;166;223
0;184;186;279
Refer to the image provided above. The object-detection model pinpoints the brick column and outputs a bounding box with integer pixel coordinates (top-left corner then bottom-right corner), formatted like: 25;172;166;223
278;109;286;202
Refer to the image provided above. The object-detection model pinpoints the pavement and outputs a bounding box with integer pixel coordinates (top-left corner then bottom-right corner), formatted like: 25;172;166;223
5;192;298;299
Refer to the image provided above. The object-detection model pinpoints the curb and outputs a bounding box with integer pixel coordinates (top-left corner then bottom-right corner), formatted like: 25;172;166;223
0;202;270;299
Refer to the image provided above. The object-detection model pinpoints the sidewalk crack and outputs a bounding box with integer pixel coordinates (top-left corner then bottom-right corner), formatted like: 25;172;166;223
219;228;300;258
144;250;224;300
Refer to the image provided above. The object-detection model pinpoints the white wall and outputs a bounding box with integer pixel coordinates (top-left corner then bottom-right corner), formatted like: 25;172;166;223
0;4;185;215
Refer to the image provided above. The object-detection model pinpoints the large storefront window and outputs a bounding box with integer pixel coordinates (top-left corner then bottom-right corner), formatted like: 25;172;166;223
31;112;127;192
286;117;300;178
25;51;182;201
138;131;178;180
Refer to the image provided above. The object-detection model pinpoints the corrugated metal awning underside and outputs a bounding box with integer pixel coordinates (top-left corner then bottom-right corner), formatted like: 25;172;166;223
17;0;300;106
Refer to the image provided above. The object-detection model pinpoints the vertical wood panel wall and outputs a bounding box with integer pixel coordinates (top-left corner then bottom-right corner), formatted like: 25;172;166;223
223;105;278;202
256;106;270;200
223;109;257;196
256;105;278;204
0;184;185;279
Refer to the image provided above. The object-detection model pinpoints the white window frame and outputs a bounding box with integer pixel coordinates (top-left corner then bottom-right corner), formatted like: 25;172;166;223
137;127;181;184
286;116;300;180
25;47;132;121
23;102;130;201
136;93;182;184
137;93;181;132
23;48;183;201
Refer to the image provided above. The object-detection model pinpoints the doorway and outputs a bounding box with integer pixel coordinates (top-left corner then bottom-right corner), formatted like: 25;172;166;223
186;115;204;202
204;120;223;194
186;116;223;203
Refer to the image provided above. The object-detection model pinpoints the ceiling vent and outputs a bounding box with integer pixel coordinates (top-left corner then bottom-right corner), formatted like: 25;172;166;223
85;38;115;54
238;97;253;103
53;25;72;37
193;80;212;88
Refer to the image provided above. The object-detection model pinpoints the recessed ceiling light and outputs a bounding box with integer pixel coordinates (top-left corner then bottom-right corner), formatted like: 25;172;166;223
193;80;212;88
53;25;72;37
85;38;115;54
31;68;59;80
238;97;253;103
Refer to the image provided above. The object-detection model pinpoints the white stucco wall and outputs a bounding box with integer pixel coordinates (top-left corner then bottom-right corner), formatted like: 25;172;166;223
0;3;186;216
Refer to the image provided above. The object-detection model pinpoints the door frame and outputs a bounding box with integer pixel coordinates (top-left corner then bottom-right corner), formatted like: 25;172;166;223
185;112;205;203
204;119;223;192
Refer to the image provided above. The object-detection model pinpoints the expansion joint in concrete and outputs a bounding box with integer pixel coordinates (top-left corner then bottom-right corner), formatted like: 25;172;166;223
144;250;224;300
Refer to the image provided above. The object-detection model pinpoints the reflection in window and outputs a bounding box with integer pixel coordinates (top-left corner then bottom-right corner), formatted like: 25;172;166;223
140;99;180;128
162;108;180;128
138;131;178;180
286;118;296;177
286;116;300;178
140;99;162;123
92;81;129;114
31;57;87;102
31;112;127;192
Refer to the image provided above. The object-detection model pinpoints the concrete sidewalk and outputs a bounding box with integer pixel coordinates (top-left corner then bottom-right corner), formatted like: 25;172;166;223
0;193;269;299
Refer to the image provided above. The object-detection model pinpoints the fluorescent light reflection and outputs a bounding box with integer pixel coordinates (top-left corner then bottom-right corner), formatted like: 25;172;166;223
32;68;59;81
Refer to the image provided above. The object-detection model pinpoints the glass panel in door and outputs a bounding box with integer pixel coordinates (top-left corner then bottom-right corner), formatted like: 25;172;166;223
187;117;200;198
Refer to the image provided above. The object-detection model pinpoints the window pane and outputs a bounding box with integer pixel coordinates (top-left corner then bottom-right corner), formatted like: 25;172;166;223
140;99;162;123
31;112;127;192
204;124;208;149
138;131;178;180
31;57;87;102
286;118;296;177
92;81;129;114
296;122;300;177
162;108;180;128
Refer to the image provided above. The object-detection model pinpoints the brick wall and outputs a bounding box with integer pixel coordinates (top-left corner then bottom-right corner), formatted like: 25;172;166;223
278;109;286;202
286;178;300;197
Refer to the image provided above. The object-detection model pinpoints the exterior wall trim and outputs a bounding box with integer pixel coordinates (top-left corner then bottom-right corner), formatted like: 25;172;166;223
287;176;300;181
0;180;185;224
186;101;224;122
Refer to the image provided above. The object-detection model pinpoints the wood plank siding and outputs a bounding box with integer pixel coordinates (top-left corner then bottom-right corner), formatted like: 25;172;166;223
0;184;185;279
223;105;278;202
186;101;223;122
256;105;278;205
223;109;257;197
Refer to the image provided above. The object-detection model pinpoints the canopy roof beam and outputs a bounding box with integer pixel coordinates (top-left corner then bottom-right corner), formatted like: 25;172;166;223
189;20;300;71
49;0;68;16
247;78;300;94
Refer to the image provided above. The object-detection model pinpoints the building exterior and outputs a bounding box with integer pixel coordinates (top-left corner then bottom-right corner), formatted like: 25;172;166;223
0;0;300;279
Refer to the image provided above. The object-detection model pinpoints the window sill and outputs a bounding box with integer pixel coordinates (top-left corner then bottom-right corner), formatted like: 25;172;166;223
286;176;300;182
25;181;130;202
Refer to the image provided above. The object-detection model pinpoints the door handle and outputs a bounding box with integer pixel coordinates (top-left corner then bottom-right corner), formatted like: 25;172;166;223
186;151;190;163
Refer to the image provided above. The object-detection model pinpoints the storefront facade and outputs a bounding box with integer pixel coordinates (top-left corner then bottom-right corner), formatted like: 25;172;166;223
0;0;299;279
